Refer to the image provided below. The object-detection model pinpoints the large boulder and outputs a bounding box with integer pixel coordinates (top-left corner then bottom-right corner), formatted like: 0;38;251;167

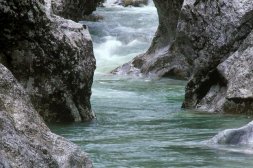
180;0;253;112
0;0;96;122
51;0;104;21
0;64;92;167
113;0;253;114
195;30;253;113
207;121;253;145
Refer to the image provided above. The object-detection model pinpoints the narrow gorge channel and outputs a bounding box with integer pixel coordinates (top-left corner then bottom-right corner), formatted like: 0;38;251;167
49;1;253;167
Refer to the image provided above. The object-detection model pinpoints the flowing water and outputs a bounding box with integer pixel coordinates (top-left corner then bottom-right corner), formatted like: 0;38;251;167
49;1;253;167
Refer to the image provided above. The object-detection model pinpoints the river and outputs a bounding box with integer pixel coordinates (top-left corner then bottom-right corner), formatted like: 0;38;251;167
49;1;253;167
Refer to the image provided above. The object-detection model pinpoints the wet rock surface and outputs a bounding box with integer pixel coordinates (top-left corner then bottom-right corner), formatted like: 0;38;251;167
0;64;92;168
208;121;253;145
181;0;253;113
114;0;253;114
52;0;104;21
0;0;96;122
114;0;148;7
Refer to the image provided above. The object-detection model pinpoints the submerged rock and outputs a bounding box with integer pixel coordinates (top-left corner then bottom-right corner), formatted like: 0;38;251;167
114;0;253;114
0;0;96;122
208;121;253;145
0;64;92;167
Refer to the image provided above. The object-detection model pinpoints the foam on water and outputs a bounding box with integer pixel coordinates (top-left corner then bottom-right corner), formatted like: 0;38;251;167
81;0;158;73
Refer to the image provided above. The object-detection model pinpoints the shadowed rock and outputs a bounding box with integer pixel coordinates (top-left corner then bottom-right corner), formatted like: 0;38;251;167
0;0;96;122
52;0;104;21
195;30;253;114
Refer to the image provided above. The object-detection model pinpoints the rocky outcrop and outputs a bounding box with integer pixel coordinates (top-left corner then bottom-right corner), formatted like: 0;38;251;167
51;0;104;21
178;0;253;114
113;0;253;114
195;30;253;114
0;64;92;168
114;0;148;7
207;121;253;145
0;0;96;122
112;0;186;78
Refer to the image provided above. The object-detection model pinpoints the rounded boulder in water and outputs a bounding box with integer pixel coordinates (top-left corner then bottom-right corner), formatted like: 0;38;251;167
115;0;148;7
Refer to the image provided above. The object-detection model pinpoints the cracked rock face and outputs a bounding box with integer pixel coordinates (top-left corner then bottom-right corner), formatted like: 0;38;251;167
0;0;96;122
113;0;253;114
195;30;253;114
0;64;92;168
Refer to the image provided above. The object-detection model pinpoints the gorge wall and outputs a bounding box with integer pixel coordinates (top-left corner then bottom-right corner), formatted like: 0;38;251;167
0;0;98;122
114;0;253;115
0;0;100;166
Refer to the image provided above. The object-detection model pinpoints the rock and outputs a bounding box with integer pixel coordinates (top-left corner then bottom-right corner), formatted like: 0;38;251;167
114;0;148;7
82;14;104;22
0;0;96;122
0;64;92;168
112;0;187;78
195;30;253;114
179;0;253;111
51;0;104;21
207;121;253;145
113;0;253;114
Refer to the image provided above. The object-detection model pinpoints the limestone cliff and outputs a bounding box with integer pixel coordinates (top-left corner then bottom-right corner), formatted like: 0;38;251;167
0;0;96;122
0;0;99;166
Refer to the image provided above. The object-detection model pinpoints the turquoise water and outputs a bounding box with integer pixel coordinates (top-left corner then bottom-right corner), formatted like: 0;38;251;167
49;2;253;168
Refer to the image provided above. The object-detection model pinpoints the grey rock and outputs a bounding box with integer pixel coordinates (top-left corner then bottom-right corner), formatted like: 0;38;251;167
0;64;92;168
51;0;104;21
207;121;253;145
181;0;253;110
0;0;96;122
114;0;148;7
196;30;253;114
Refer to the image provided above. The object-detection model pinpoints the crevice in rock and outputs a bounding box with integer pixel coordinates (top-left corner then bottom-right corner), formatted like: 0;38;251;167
196;69;227;104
